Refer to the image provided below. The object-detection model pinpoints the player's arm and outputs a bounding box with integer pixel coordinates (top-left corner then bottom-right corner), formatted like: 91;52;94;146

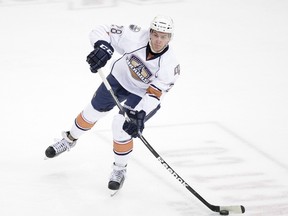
86;25;115;73
89;24;111;45
86;24;127;73
138;63;180;115
123;84;163;136
123;65;180;137
122;83;169;138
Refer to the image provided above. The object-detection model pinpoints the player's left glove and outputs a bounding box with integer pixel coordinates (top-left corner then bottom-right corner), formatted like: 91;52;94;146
123;110;146;138
86;40;114;73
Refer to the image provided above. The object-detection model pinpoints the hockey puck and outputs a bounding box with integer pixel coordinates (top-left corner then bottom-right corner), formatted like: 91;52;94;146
219;210;229;215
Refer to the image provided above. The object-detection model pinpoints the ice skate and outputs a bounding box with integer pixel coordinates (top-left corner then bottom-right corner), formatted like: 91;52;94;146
45;131;77;158
108;163;127;196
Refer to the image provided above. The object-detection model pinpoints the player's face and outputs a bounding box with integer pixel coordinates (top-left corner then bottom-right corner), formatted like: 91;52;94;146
150;30;171;52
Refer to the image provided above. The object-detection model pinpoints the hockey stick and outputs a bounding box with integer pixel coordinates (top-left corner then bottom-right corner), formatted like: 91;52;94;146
98;69;245;215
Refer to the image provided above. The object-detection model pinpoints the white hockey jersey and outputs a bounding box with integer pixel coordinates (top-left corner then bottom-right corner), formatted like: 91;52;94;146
89;24;180;114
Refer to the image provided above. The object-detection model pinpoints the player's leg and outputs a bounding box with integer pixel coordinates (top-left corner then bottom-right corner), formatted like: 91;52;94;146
108;92;161;189
108;113;132;190
45;74;121;158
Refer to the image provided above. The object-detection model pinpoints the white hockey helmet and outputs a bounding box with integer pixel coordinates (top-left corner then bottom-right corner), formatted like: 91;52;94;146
150;15;174;34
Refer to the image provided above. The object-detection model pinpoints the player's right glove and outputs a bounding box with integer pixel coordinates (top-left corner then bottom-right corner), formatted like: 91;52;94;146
123;110;146;138
86;40;114;73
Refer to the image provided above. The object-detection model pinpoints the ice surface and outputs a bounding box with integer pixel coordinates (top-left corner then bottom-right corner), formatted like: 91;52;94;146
0;0;288;215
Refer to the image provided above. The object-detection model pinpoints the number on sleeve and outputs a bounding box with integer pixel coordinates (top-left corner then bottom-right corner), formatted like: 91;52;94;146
110;25;123;34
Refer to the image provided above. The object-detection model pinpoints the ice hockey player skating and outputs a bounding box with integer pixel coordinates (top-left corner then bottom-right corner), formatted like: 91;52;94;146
45;15;180;192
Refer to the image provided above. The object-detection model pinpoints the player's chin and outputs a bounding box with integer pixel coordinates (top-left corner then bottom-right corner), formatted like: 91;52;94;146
154;46;163;52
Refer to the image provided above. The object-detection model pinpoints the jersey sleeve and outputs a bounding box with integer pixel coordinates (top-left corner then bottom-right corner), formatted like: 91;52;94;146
89;24;111;46
135;62;180;116
89;24;147;55
89;24;129;55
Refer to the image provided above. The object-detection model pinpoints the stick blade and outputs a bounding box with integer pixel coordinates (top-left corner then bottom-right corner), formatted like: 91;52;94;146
220;205;245;214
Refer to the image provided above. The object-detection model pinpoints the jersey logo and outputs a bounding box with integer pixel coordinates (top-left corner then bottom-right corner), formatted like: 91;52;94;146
129;24;141;32
126;55;152;84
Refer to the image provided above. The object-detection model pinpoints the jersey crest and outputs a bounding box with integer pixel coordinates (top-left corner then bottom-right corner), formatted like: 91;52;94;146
126;55;152;84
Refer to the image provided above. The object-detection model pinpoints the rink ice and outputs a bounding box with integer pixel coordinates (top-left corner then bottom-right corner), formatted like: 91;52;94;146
0;1;288;215
0;122;287;215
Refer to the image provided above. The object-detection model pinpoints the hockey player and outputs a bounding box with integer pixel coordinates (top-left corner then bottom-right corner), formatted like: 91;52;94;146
45;15;180;191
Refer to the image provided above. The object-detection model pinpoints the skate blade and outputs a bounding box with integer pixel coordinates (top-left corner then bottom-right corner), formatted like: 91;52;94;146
110;189;120;197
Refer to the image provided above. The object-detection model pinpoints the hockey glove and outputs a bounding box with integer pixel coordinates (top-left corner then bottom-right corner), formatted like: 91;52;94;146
86;40;114;73
123;110;146;138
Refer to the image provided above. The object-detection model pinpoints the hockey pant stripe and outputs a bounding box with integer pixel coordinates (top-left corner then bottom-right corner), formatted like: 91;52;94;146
113;139;133;156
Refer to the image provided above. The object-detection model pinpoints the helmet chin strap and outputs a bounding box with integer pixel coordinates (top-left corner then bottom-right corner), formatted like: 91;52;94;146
148;39;168;54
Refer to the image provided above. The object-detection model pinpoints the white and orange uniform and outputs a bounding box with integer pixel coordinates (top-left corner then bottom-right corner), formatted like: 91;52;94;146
89;24;180;114
70;24;180;165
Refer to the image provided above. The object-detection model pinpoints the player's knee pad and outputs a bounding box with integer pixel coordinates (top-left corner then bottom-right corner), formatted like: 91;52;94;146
112;113;131;142
82;102;108;122
75;103;108;131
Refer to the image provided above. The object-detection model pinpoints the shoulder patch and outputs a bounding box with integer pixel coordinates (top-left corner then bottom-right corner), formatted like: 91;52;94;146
129;24;141;32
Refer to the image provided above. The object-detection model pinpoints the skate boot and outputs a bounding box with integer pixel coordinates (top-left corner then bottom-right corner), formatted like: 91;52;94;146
108;163;127;190
45;131;77;158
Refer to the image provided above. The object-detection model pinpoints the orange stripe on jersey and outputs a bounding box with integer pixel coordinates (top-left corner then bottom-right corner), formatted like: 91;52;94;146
113;140;133;155
75;112;96;131
147;85;162;99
